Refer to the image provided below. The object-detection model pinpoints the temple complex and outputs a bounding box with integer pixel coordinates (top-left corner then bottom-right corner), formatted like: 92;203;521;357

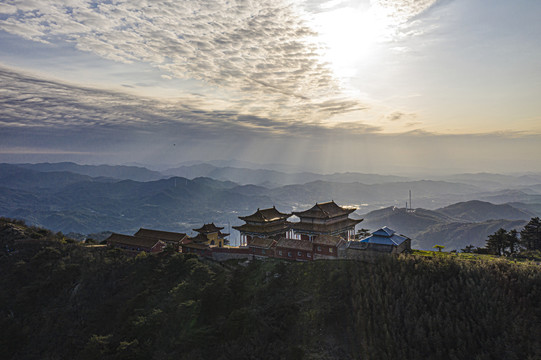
290;201;362;241
107;200;413;263
233;206;292;246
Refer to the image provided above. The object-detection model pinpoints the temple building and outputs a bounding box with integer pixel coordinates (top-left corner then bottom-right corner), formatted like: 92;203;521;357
134;228;188;251
290;201;362;241
275;238;314;261
313;234;346;259
190;222;229;248
358;226;411;254
233;206;292;246
247;237;277;259
106;233;166;253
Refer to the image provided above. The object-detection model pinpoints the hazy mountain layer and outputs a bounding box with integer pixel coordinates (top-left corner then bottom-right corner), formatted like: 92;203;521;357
14;162;164;181
164;163;409;186
360;205;530;250
1;163;540;250
436;200;534;222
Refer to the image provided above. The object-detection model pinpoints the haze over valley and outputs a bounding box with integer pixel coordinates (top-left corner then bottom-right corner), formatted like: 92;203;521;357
2;161;540;250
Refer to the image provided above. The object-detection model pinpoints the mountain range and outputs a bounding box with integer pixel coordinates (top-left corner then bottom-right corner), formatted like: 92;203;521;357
0;162;540;249
360;203;532;250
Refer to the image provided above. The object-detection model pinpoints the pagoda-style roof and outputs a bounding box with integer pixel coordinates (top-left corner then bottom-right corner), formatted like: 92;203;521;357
190;233;211;244
292;201;356;219
239;206;291;223
106;233;163;249
233;222;290;234
290;218;362;234
193;223;224;234
134;228;187;242
248;237;276;249
313;234;345;247
275;238;314;252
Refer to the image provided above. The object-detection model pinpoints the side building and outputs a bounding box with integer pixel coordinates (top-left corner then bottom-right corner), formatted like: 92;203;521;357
181;222;230;255
313;234;345;260
192;222;229;247
233;206;292;246
247;237;277;259
106;233;166;253
344;226;411;261
291;201;362;241
133;228;188;252
275;238;314;261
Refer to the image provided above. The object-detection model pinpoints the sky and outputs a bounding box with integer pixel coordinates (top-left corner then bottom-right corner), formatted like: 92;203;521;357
0;0;540;174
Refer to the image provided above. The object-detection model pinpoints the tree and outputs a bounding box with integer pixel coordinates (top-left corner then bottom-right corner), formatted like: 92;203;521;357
356;228;371;240
486;228;508;256
485;228;521;256
505;229;520;255
433;245;445;252
520;217;541;251
461;244;476;253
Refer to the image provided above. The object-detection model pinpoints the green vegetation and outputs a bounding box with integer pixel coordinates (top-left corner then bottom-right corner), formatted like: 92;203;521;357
521;217;541;251
460;218;541;261
433;244;445;252
1;219;540;359
486;228;520;256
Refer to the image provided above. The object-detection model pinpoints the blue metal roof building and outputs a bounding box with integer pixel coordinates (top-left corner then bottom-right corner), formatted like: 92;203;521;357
354;226;411;253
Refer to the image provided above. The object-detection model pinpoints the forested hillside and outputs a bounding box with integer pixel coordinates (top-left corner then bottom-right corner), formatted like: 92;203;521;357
1;220;540;359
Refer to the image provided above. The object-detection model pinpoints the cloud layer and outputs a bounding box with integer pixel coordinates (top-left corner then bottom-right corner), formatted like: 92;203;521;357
0;0;367;120
1;67;539;174
0;66;379;139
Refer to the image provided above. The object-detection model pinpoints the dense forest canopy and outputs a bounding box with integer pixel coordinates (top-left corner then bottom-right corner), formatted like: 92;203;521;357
1;219;540;359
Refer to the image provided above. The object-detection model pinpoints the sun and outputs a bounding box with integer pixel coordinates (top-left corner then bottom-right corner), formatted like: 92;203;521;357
309;3;394;80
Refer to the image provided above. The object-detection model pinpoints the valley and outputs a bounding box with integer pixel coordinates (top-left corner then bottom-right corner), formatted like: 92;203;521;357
1;162;540;250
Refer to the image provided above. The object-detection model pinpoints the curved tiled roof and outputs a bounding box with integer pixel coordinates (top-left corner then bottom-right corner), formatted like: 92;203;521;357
239;206;291;222
313;234;345;246
107;233;163;249
292;201;356;219
193;223;224;233
290;218;362;234
232;222;290;234
248;237;276;249
276;238;313;251
134;228;187;242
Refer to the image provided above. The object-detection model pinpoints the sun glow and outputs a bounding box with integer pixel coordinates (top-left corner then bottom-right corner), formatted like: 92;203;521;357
311;3;394;81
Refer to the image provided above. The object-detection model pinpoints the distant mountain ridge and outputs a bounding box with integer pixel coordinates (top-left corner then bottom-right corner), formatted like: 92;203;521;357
436;200;535;222
163;163;409;186
431;172;541;191
0;163;103;189
1;162;540;250
360;202;531;250
15;162;164;181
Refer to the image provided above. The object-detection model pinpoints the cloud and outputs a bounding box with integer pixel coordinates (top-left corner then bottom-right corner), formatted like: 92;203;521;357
0;0;364;121
375;0;441;25
1;67;539;174
0;66;376;141
386;111;416;122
